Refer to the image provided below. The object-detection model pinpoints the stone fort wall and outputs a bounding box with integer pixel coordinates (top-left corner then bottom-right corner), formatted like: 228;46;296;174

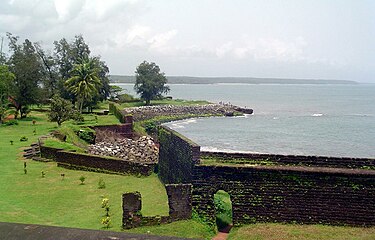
157;126;375;226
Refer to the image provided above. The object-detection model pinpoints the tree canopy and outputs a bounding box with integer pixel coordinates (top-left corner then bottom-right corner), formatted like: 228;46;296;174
134;61;170;105
0;33;111;124
65;58;102;112
7;34;43;118
48;95;74;126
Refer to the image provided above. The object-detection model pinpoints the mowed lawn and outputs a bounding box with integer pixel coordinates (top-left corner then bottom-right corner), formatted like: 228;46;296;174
0;112;168;230
0;111;214;239
228;223;375;240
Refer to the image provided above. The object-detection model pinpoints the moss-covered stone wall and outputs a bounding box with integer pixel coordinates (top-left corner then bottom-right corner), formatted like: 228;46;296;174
158;126;200;184
122;184;192;229
201;151;375;169
193;165;375;226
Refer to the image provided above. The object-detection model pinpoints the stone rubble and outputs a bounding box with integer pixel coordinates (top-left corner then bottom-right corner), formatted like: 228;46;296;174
88;136;158;163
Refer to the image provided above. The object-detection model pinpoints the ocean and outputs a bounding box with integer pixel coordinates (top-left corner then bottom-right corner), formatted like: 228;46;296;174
115;83;375;158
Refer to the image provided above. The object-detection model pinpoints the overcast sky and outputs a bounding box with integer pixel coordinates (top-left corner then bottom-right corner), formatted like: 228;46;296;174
1;0;375;82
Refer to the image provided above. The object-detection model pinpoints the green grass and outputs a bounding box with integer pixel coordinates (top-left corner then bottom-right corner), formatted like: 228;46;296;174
200;156;277;167
228;223;375;240
214;190;232;230
43;138;86;153
0;110;213;239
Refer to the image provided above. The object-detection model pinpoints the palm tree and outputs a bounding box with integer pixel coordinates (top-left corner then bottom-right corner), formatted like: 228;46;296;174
65;58;101;113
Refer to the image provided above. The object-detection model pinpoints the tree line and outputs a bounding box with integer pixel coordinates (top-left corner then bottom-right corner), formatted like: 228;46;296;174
0;33;110;123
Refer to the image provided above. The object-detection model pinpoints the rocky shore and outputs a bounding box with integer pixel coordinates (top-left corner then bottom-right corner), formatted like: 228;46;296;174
121;104;252;121
88;136;158;163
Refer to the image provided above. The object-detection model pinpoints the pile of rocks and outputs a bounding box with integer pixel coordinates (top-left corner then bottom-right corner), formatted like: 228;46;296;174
122;104;240;121
88;136;158;163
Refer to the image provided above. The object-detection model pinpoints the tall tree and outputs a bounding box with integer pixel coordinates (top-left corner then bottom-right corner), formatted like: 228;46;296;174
134;61;170;105
65;58;101;112
0;65;15;102
7;33;43;118
34;42;59;99
0;65;15;123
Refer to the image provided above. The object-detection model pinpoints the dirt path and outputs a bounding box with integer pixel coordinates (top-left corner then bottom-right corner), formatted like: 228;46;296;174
212;224;232;240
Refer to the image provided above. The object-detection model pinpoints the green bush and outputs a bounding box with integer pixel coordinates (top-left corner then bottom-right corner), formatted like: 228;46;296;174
98;177;106;189
3;120;18;126
72;111;84;124
19;136;28;142
118;93;139;103
77;128;96;144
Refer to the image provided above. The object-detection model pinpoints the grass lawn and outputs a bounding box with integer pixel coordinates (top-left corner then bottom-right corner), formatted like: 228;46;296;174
0;110;214;239
228;223;375;240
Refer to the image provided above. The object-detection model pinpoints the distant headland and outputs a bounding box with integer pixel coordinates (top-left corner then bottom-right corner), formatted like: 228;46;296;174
110;75;357;85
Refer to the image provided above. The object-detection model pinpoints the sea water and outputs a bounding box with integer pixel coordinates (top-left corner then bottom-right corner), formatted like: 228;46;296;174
116;83;375;158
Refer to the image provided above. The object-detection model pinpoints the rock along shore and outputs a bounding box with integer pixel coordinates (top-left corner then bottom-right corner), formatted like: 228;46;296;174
121;103;253;121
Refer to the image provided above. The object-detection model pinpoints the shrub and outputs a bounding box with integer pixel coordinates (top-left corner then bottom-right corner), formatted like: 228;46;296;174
3;119;18;126
98;178;106;189
101;216;111;229
101;197;110;216
48;95;74;126
77;129;95;144
19;136;28;142
144;121;157;133
79;176;86;185
72;111;84;124
118;93;139;103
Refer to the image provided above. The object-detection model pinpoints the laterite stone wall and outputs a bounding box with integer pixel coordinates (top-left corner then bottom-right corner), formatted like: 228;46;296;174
193;165;375;226
40;146;155;176
201;151;375;169
158;126;200;184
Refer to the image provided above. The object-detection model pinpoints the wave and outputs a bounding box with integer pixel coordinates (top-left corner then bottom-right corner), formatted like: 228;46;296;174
347;113;375;117
311;113;323;117
201;146;265;154
170;123;185;129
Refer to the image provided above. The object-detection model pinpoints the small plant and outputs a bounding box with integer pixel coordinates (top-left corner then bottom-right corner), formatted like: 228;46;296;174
41;171;45;178
10;140;13;145
101;216;111;229
98;178;106;189
19;136;28;142
101;198;110;217
61;173;65;180
95;116;98;123
33;128;36;135
79;176;86;185
32;120;36;125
